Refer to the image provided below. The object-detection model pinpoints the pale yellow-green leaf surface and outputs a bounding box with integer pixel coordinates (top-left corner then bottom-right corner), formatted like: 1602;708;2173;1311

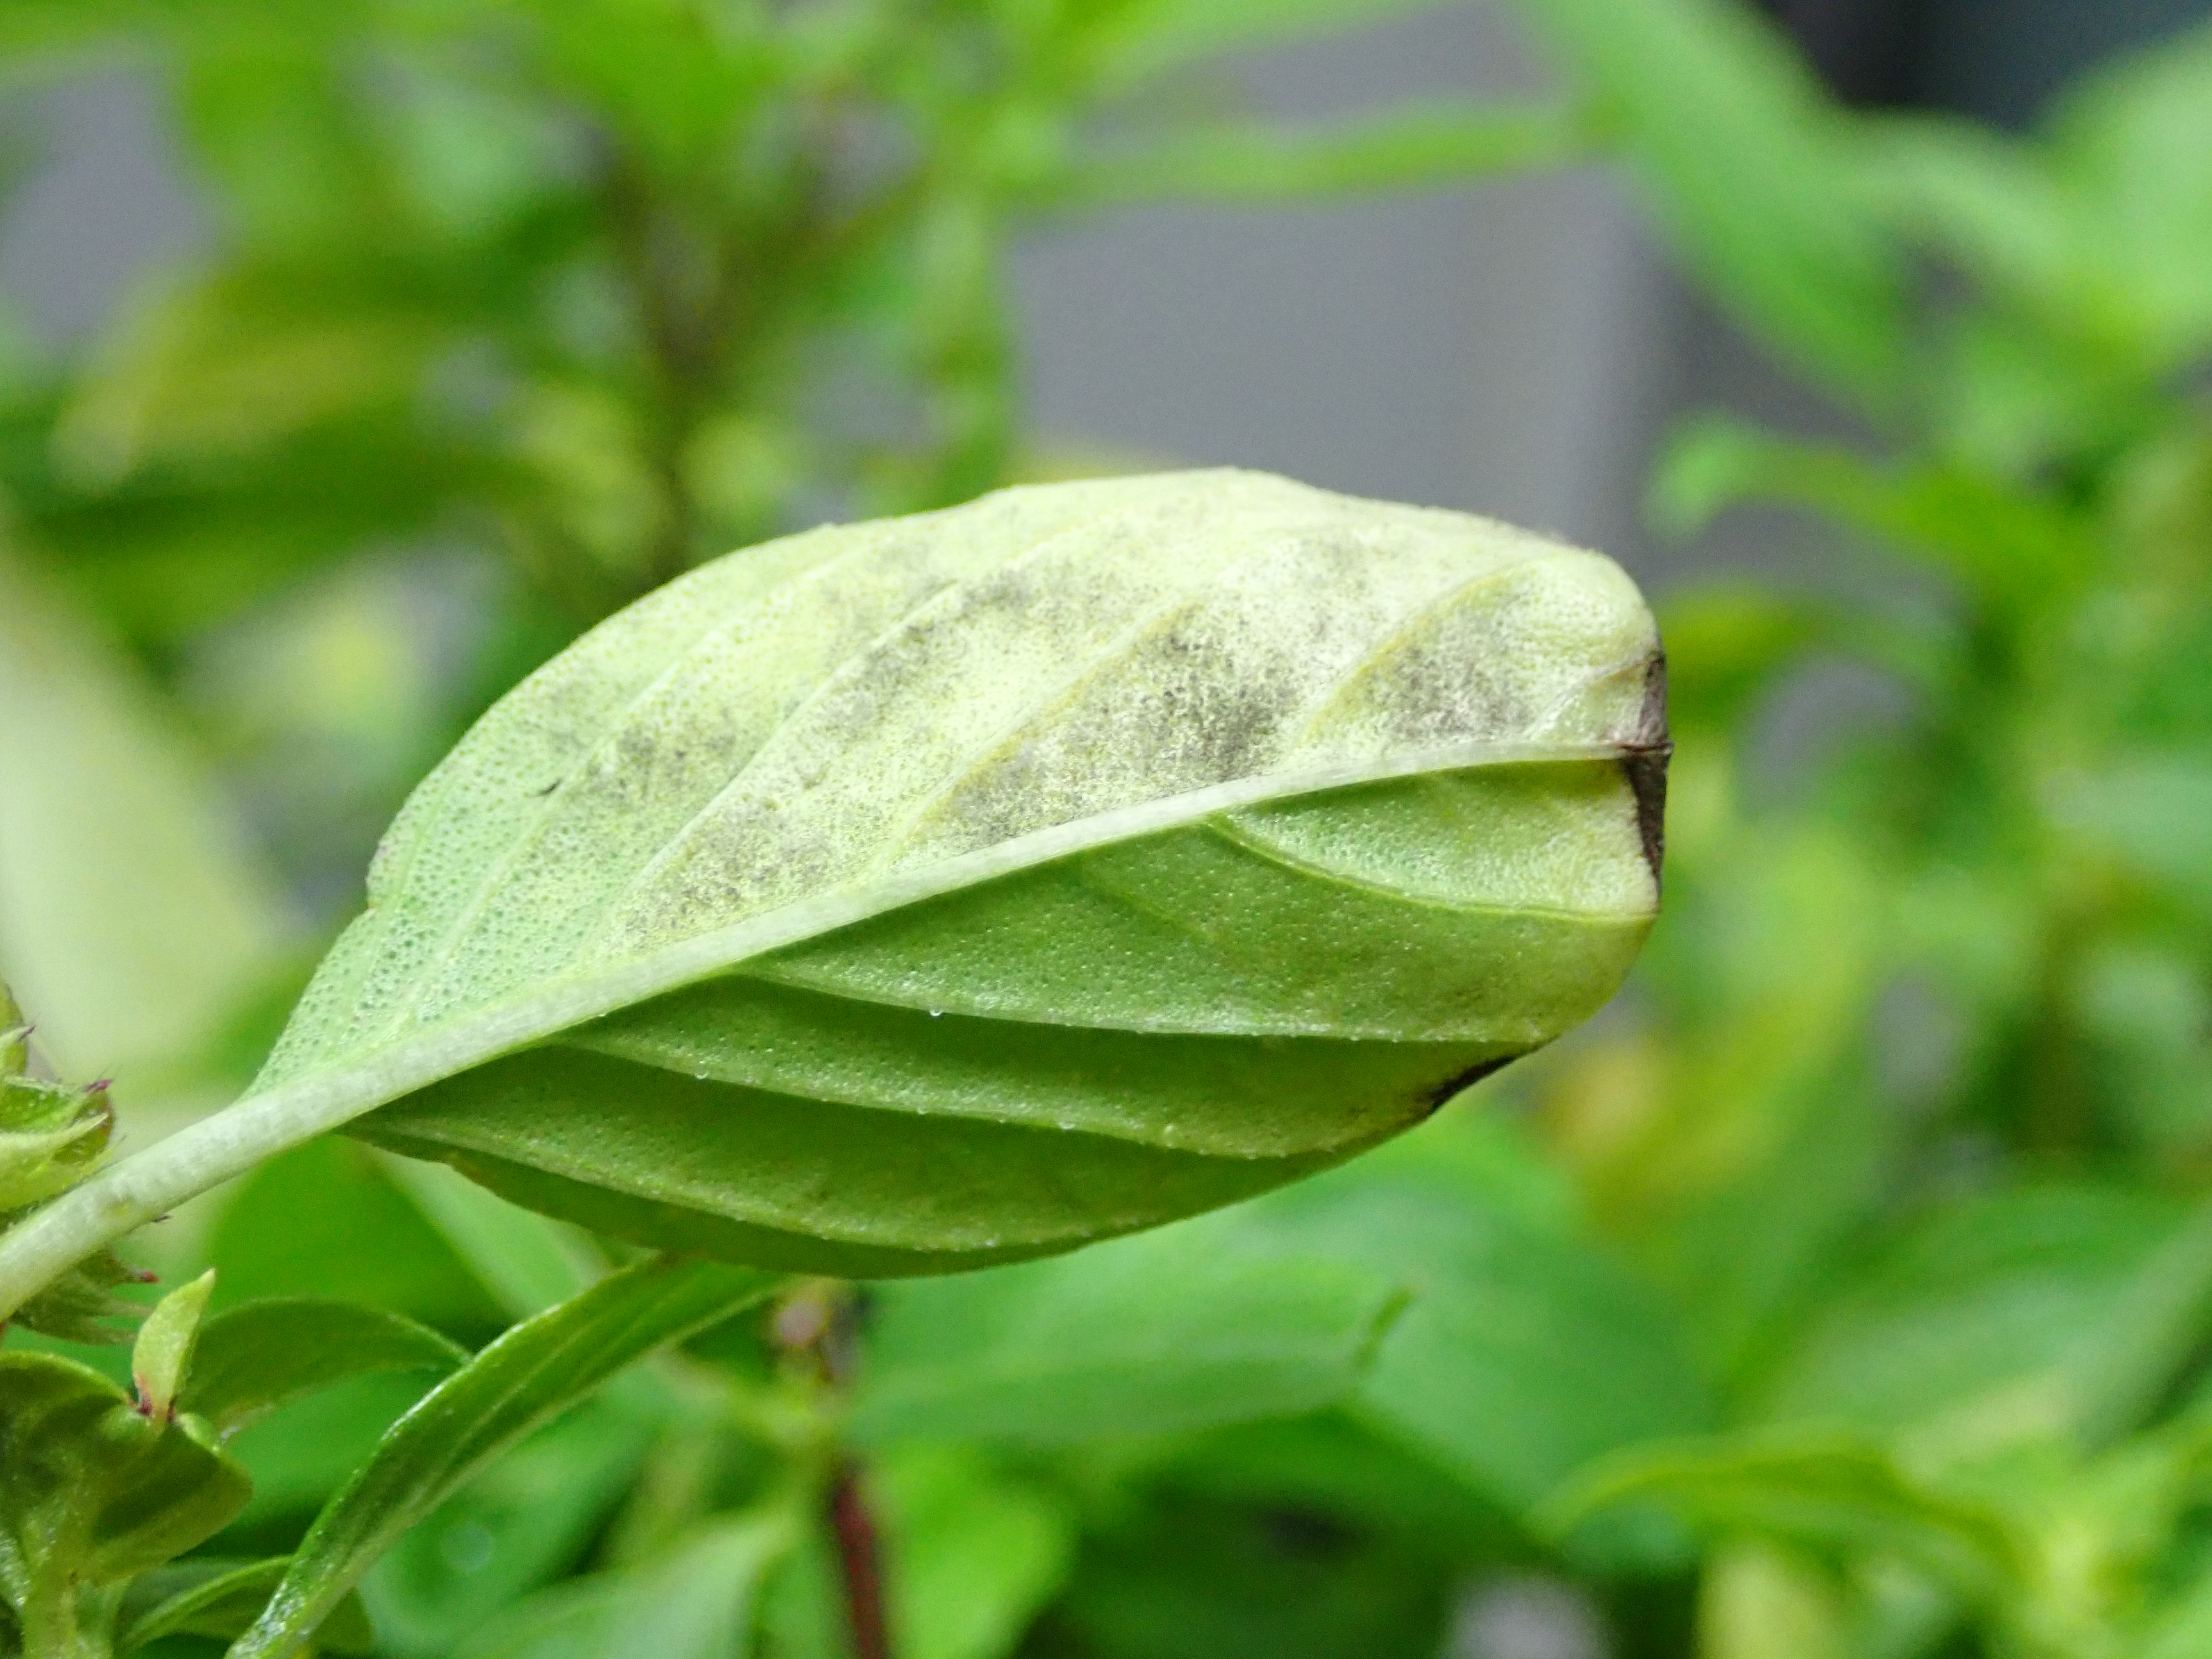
0;549;288;1096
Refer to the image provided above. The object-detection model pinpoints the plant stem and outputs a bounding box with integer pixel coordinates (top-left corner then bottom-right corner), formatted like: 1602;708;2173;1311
828;1459;893;1659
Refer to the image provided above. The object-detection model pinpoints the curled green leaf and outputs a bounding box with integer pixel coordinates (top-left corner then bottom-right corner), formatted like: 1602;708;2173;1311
133;1267;217;1420
0;470;1668;1307
263;469;1666;1273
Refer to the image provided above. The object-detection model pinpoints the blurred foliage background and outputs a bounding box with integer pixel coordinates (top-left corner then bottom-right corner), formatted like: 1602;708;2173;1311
1;1;2209;1657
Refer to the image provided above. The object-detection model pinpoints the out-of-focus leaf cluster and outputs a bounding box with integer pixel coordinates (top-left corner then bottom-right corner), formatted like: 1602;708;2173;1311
1513;3;2212;1656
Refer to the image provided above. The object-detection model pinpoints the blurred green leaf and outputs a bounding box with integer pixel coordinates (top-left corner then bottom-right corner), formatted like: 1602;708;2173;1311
364;1397;659;1659
375;1153;603;1323
1651;414;2093;609
0;1351;252;1647
229;1256;779;1659
1501;0;1907;408
1755;1186;2189;1449
1543;1434;2018;1609
2050;758;2212;919
0;546;288;1092
1056;102;1584;206
2140;1561;2212;1659
1146;1408;1517;1559
2045;23;2212;372
1234;1110;1713;1514
1045;1482;1451;1659
447;1510;793;1659
852;1219;1407;1447
206;1139;508;1337
117;1557;374;1656
131;1267;215;1421
180;1297;467;1439
880;1444;1077;1659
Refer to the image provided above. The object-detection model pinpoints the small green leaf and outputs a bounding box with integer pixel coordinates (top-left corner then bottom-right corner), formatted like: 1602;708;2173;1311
118;1558;374;1655
361;1397;657;1657
852;1220;1407;1445
180;1297;468;1439
229;1255;780;1659
448;1510;793;1659
375;1152;602;1321
133;1268;217;1420
0;1083;112;1210
11;1243;150;1345
1540;1434;2020;1611
0;1352;251;1644
1232;1113;1714;1514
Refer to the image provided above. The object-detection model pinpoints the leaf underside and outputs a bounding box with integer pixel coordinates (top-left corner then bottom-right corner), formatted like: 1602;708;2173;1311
258;470;1666;1273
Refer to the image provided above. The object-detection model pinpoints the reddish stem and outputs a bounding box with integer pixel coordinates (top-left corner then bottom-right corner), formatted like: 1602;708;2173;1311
828;1459;893;1659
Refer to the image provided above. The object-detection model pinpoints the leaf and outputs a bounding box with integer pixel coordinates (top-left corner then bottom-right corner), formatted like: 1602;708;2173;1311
206;1138;507;1332
1755;1184;2211;1456
2048;24;2212;372
0;543;287;1089
362;1396;657;1659
118;1558;374;1655
1230;1110;1713;1514
133;1267;217;1420
225;469;1663;1280
0;1063;112;1212
878;1446;1076;1659
446;1511;793;1659
1541;1434;2020;1609
228;1254;780;1659
1653;412;2095;622
0;1352;251;1644
1053;103;1583;207
375;1152;602;1322
850;1218;1408;1446
9;1241;150;1346
180;1297;468;1439
1501;0;1906;408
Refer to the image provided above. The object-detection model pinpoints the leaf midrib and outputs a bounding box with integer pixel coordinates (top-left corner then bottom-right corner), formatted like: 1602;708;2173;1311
372;520;910;1036
372;736;1640;1081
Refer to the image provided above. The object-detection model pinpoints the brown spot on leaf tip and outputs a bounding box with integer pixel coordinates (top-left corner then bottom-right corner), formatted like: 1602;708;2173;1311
1422;1056;1512;1111
1622;648;1670;884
